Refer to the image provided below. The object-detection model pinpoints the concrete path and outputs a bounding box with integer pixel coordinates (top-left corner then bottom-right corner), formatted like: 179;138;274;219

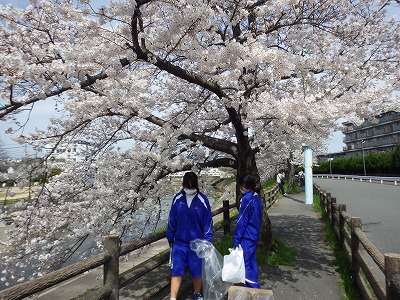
262;193;341;300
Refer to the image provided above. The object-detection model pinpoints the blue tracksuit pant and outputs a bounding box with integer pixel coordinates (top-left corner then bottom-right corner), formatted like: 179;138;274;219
242;238;260;288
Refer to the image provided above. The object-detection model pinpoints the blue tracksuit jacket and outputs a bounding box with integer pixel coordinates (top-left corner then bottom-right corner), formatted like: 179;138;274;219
166;191;213;243
233;190;262;246
233;190;262;288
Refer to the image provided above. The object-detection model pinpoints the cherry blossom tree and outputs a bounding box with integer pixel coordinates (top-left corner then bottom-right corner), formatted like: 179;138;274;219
0;0;399;285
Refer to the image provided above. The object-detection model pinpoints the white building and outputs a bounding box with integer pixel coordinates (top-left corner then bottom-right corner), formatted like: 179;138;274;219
44;140;94;163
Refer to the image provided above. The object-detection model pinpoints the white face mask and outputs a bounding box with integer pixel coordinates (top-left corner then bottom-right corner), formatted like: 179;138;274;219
184;188;197;195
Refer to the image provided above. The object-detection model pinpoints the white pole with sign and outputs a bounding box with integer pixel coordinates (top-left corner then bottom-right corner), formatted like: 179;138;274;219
302;144;313;205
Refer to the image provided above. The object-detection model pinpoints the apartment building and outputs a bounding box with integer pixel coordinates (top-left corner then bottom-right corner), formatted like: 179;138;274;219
317;111;400;162
342;111;400;157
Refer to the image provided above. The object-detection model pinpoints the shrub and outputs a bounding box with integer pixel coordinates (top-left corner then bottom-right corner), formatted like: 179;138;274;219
314;147;400;176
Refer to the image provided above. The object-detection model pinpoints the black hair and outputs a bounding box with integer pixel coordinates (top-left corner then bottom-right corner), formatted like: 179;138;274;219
182;171;199;190
239;174;259;192
239;174;258;192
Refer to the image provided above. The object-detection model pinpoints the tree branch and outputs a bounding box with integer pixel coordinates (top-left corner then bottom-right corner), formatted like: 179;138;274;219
0;72;108;119
199;157;237;169
128;8;248;145
178;132;237;158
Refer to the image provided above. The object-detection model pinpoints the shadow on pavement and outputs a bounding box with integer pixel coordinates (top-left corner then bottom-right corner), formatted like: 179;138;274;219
259;200;341;300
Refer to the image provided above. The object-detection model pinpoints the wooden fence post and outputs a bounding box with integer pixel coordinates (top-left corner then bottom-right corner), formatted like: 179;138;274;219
351;218;362;276
326;193;331;216
103;234;120;300
223;200;230;235
385;253;400;300
338;204;346;246
330;197;337;228
321;190;327;210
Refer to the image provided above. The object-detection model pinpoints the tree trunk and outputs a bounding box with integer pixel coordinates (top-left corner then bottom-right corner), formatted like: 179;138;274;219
259;196;272;252
287;154;296;192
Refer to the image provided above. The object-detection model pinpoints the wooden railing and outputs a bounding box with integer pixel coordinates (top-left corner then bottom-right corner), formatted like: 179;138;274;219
314;183;400;300
0;185;280;300
264;184;280;210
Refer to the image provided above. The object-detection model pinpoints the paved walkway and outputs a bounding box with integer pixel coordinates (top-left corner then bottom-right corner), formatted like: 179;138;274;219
31;193;342;300
262;193;341;300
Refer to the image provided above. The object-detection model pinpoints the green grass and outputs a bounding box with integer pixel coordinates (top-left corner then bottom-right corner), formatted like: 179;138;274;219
313;195;362;300
257;237;297;266
262;178;300;195
262;178;276;190
0;199;20;206
213;235;234;256
0;186;33;208
213;235;297;267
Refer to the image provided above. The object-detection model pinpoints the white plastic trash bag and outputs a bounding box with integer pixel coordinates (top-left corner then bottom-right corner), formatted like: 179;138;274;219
221;245;245;283
190;239;231;300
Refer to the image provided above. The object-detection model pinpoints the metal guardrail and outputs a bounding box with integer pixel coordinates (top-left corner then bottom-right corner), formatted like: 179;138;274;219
314;174;400;186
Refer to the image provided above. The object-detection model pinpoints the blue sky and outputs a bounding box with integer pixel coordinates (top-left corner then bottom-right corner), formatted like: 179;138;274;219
1;0;399;158
0;0;26;7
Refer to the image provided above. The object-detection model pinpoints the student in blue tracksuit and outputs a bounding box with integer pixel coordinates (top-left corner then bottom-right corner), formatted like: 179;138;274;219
233;174;262;288
166;171;213;300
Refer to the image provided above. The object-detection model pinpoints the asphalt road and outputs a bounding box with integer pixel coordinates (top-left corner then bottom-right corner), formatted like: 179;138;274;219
313;178;400;255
